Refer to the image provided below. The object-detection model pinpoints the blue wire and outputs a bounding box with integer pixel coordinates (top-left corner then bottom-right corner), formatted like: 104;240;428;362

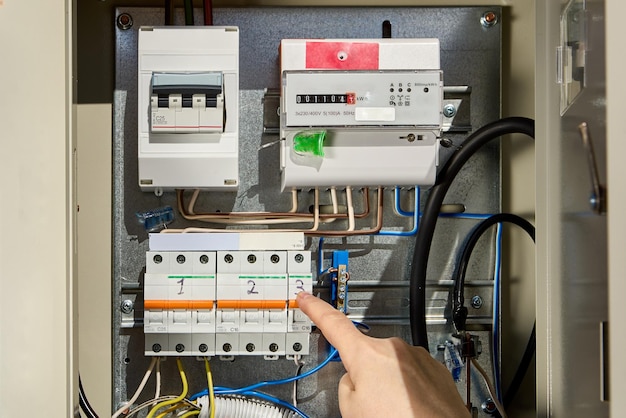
493;223;503;402
439;212;492;220
317;236;326;277
378;187;420;237
394;187;416;217
393;187;493;221
190;347;339;399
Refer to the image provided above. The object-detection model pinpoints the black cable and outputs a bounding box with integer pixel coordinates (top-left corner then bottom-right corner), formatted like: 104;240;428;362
452;213;535;332
79;375;99;418
164;0;174;25
451;213;536;409
184;0;194;25
409;117;535;349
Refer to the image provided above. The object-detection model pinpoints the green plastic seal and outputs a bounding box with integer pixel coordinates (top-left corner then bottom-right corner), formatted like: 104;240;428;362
293;130;327;157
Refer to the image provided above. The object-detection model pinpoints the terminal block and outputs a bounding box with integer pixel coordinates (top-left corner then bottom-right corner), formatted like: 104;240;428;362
143;246;312;358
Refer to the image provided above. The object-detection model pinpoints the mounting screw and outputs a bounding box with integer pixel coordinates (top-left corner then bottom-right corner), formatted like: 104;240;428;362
269;343;279;352
294;253;304;263
176;254;186;264
246;343;255;352
247;254;257;263
120;299;134;314
199;254;209;264
443;104;457;118
153;254;163;264
116;13;133;30
199;344;208;353
471;295;484;309
270;254;280;264
224;254;234;264
480;11;498;28
222;343;232;352
293;342;303;352
175;344;185;353
481;398;497;414
152;343;162;353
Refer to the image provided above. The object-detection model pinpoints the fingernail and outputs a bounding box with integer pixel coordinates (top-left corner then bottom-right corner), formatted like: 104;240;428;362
297;291;311;300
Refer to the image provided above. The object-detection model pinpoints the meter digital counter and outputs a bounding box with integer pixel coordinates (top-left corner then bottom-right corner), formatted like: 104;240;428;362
296;94;355;104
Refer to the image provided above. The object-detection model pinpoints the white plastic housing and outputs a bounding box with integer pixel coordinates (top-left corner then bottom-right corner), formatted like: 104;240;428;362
144;238;311;357
138;26;239;191
279;38;443;189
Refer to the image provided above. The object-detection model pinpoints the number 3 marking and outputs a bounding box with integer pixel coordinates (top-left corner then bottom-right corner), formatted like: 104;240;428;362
295;279;305;294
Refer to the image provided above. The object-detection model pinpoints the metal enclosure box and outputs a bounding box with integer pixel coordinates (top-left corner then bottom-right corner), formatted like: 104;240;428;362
114;7;503;417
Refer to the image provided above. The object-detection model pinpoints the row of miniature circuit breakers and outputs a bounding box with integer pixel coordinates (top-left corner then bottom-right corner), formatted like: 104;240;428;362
143;249;312;358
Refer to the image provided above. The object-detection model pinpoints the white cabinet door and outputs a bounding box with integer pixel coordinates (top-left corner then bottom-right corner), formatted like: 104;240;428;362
536;0;609;416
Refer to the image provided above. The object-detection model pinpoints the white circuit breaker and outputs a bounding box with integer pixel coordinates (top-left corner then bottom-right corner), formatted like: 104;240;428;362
280;39;443;189
143;233;312;358
138;26;239;191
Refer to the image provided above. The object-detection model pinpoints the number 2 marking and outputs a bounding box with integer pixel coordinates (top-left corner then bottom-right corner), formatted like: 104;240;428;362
247;280;259;294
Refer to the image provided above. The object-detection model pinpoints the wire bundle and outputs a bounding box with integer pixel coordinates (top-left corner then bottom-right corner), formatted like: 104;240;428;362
199;395;299;418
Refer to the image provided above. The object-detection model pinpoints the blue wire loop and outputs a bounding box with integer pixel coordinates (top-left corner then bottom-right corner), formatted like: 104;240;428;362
378;186;420;236
394;186;416;217
190;347;338;401
493;223;503;402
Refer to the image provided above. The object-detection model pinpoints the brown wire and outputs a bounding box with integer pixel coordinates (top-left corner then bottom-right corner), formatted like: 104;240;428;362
176;188;370;221
203;0;213;25
304;187;384;237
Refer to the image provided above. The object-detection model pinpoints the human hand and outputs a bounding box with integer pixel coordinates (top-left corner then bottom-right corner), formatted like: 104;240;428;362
297;291;471;418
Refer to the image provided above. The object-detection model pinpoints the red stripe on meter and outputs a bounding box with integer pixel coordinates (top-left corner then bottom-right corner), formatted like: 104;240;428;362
305;42;379;70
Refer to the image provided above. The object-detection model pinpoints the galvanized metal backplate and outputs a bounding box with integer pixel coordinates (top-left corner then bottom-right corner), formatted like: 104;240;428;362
113;6;501;417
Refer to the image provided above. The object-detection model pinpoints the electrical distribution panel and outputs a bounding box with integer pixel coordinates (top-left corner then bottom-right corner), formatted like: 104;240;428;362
143;233;312;358
114;8;504;417
137;26;239;191
280;39;443;189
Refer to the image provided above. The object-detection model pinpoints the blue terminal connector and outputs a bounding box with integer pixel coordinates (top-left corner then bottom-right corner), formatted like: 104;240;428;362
329;250;350;362
444;340;463;382
136;205;175;232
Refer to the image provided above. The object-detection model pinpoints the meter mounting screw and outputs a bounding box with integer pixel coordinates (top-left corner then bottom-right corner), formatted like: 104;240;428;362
443;104;457;118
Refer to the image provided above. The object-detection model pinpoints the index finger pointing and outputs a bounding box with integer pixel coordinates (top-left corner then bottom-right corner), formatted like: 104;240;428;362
296;291;365;367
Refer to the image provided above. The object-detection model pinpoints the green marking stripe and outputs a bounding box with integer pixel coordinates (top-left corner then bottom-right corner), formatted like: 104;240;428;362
167;275;215;279
238;275;287;280
289;274;313;279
